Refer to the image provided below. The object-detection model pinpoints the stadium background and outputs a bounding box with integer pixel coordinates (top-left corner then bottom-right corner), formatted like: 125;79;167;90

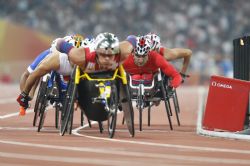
0;0;250;84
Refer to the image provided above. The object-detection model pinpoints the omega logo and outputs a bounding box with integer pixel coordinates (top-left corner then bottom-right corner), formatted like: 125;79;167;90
211;81;232;89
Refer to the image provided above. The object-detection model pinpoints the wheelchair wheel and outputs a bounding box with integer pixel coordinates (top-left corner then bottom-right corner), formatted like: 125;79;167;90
148;105;152;126
107;83;118;138
33;80;47;126
120;83;135;137
60;75;76;136
160;80;173;130
172;89;181;126
138;84;143;131
37;79;50;132
98;121;103;133
55;102;61;129
67;108;74;134
173;90;180;113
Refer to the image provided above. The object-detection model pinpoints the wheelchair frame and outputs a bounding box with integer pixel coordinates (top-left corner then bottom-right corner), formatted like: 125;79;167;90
161;74;181;126
60;65;135;138
127;69;181;131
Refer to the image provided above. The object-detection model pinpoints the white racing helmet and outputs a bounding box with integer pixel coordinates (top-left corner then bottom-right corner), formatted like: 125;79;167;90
95;32;120;55
146;32;161;51
134;35;151;57
82;36;95;47
68;34;84;48
50;34;84;50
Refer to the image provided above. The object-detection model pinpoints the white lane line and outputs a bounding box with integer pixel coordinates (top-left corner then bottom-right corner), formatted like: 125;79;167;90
0;152;142;166
0;109;34;119
72;125;250;155
0;141;250;165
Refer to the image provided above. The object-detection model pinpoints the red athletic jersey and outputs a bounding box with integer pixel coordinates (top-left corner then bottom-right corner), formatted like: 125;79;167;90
159;46;164;56
83;48;120;73
123;51;182;88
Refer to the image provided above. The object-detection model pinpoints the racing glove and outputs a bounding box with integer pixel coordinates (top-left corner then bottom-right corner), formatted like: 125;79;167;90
16;92;31;109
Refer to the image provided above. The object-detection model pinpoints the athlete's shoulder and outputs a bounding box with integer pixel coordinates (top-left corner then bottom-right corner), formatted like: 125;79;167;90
126;35;137;48
50;36;72;51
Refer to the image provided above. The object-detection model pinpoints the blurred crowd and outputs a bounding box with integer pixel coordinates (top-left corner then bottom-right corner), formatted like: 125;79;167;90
1;0;250;84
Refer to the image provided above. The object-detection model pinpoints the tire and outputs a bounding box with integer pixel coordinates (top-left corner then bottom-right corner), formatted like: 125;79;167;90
98;121;103;133
107;83;118;138
160;80;173;130
60;76;76;136
138;84;143;131
33;80;46;126
37;79;50;132
55;103;61;129
120;83;135;137
67;107;74;134
148;106;151;126
173;89;181;126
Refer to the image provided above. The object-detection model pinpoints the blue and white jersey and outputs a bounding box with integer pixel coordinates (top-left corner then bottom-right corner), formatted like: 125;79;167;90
27;36;73;73
27;49;51;73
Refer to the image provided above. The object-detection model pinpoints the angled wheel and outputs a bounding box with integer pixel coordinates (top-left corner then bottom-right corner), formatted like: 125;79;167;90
67;108;74;134
147;105;152;126
60;68;77;136
173;89;180;113
33;80;47;126
98;121;103;133
55;103;61;129
160;80;173;130
60;84;76;135
120;83;135;137
37;78;50;132
138;84;143;131
172;89;181;126
107;82;118;138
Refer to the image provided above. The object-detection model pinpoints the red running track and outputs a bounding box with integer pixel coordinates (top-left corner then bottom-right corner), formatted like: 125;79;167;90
1;84;250;166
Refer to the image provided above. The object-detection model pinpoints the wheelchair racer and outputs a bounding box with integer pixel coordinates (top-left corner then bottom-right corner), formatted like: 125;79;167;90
54;32;134;72
127;33;192;83
19;34;84;99
122;35;182;105
17;34;87;110
17;32;134;110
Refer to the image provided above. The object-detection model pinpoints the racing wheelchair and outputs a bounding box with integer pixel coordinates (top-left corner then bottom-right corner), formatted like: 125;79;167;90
127;69;181;131
33;71;67;132
60;65;135;138
33;71;88;133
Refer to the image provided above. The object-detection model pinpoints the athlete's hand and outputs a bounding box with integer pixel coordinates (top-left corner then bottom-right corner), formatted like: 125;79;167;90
16;92;31;109
180;72;190;83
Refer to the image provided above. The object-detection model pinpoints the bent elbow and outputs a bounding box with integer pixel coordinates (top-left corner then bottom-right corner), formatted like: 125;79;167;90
186;49;193;57
68;48;85;66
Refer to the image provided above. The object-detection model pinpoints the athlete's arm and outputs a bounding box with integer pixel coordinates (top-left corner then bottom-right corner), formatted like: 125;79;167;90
119;40;134;63
153;52;182;88
56;39;86;67
23;52;60;95
161;47;192;74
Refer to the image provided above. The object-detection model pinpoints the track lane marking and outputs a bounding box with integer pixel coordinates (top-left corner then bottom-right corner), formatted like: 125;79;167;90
0;109;33;119
0;141;250;165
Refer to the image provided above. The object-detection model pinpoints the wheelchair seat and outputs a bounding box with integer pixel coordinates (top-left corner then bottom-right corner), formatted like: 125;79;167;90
77;80;111;121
